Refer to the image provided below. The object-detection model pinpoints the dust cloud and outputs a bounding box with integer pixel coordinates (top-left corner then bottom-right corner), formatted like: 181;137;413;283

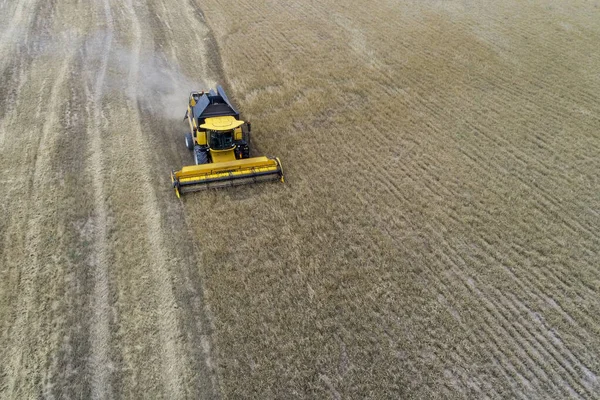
115;48;208;120
53;29;209;121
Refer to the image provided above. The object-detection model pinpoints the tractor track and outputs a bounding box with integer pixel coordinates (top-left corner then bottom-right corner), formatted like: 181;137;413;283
0;0;220;398
86;0;114;397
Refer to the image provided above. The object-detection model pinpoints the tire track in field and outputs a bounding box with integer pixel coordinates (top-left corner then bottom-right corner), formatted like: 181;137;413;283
342;150;543;396
417;125;599;275
449;126;600;251
335;82;596;396
358;60;600;303
0;0;53;150
349;9;600;192
384;65;599;238
399;152;597;395
370;147;598;396
86;0;114;397
214;3;544;394
413;229;571;396
467;4;600;110
504;291;600;393
118;0;186;396
0;55;30;146
472;233;600;372
435;238;592;398
0;0;61;394
455;115;600;241
333;170;528;397
3;44;74;398
143;0;221;395
293;94;542;395
41;46;96;398
0;1;57;389
382;4;600;119
445;133;600;307
356;19;596;394
0;0;39;74
0;56;36;333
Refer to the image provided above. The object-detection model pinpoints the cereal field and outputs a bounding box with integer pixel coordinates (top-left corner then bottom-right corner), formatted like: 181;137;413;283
0;0;599;398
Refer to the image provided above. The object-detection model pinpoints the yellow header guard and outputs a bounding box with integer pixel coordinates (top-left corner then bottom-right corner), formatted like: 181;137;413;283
171;156;284;197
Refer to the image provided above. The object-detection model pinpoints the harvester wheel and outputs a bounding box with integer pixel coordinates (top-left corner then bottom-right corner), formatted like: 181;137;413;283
185;133;194;150
241;144;250;159
194;146;208;165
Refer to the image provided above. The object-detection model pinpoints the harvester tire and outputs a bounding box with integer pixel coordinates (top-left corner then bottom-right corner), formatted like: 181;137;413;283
194;146;208;165
185;133;194;150
240;144;250;159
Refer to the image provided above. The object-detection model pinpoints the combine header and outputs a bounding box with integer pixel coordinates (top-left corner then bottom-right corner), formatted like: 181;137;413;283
171;86;283;197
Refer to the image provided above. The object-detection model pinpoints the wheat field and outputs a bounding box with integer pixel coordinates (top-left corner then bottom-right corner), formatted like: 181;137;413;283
0;0;599;398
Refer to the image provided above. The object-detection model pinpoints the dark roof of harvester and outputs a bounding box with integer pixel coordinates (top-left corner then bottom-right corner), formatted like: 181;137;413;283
192;86;240;121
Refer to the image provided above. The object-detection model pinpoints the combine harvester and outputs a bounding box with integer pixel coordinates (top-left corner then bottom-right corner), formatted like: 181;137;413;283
171;86;284;197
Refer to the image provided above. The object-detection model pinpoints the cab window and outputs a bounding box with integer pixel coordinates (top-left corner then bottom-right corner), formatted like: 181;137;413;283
209;129;234;150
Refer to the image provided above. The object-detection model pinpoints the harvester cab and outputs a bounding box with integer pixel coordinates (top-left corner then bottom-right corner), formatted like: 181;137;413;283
171;86;283;197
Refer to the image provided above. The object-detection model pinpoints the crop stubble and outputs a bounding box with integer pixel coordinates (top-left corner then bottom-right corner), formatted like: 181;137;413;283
0;0;218;398
190;0;600;398
0;0;599;399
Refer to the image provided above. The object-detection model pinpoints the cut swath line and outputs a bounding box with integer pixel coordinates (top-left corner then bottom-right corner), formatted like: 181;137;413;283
4;42;75;397
87;0;114;398
120;0;186;396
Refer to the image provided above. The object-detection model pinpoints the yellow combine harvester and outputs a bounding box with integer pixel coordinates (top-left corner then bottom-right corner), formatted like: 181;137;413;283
171;86;283;197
